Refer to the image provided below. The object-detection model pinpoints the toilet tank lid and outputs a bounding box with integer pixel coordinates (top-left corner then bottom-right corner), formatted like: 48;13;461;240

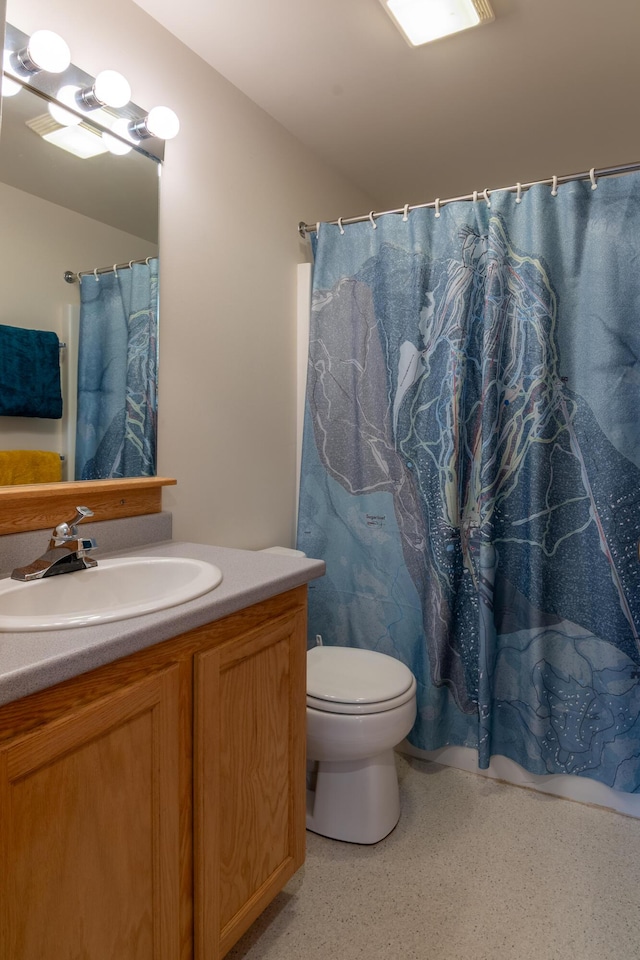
307;646;414;704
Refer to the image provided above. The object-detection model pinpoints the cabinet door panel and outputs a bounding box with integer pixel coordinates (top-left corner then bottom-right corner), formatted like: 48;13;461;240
0;666;181;960
195;605;306;960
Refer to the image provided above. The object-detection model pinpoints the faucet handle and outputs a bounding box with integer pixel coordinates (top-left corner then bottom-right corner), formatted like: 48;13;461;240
53;506;94;540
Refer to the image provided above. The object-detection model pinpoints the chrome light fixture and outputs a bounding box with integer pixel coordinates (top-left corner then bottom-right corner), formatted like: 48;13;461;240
380;0;494;46
50;70;132;127
15;29;71;74
78;70;131;110
128;106;180;142
2;22;180;161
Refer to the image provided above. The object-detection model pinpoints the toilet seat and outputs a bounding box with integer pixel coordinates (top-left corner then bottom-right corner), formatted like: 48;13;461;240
307;646;416;715
307;679;416;715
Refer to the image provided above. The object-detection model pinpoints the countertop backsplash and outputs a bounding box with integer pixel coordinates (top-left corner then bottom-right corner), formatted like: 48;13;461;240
0;511;173;578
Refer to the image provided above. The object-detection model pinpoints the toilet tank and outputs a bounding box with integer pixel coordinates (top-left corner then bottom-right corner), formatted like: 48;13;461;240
260;546;307;558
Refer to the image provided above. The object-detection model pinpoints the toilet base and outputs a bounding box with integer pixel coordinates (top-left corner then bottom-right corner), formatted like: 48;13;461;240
306;748;400;844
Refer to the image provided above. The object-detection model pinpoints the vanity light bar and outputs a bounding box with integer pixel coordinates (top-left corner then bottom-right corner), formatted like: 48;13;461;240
2;23;180;159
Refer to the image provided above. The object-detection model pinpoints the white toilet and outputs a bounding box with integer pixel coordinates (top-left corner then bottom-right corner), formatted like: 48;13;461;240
259;548;417;845
306;644;417;844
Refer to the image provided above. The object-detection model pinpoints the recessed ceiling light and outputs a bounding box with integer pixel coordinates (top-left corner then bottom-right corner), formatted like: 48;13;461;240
380;0;494;47
26;114;109;159
41;125;109;159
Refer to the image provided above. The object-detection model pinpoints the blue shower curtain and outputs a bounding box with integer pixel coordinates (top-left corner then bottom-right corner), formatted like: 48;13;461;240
75;259;158;479
297;175;640;794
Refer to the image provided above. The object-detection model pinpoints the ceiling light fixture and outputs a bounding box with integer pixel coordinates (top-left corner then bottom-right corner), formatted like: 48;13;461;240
26;113;109;159
15;29;71;74
42;125;109;159
380;0;494;47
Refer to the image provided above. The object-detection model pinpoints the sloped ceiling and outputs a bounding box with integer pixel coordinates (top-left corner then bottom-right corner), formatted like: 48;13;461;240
132;0;640;214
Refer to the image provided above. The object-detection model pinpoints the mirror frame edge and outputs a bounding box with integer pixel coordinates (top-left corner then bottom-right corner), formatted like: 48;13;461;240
0;477;177;535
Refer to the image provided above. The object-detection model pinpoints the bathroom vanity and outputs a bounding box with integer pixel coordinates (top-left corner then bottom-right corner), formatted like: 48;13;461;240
0;541;324;960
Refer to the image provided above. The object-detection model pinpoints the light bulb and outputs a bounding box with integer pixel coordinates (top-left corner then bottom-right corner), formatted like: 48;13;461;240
130;105;180;141
94;70;131;108
2;49;21;93
1;75;21;96
147;106;180;139
48;85;82;126
81;69;131;109
19;30;71;73
102;117;134;156
3;48;18;76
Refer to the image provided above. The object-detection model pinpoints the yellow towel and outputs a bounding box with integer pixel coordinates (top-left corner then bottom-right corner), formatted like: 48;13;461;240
0;450;62;485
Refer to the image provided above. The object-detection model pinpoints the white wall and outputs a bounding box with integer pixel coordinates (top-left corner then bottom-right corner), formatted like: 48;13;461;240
0;181;156;477
7;0;375;548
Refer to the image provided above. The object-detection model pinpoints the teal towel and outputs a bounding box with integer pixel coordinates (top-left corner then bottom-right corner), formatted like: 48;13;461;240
0;324;63;419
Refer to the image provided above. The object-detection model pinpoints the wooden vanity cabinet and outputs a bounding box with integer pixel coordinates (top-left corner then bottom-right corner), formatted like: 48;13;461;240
195;596;306;958
0;586;307;960
0;664;183;960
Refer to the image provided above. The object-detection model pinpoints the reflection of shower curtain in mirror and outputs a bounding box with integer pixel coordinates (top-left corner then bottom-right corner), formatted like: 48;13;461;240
75;260;158;480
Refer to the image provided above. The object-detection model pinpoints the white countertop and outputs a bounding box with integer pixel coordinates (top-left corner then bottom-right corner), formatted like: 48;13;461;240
0;540;325;707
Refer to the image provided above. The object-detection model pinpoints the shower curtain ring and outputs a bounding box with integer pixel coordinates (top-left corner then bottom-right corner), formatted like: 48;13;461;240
338;217;345;235
473;190;478;203
589;167;598;190
483;187;491;207
402;203;409;222
434;198;441;218
515;183;522;204
93;268;99;281
368;210;377;229
551;175;558;197
113;264;118;278
128;261;134;269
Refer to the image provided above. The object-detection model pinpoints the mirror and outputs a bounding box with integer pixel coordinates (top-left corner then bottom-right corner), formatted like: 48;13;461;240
0;68;159;483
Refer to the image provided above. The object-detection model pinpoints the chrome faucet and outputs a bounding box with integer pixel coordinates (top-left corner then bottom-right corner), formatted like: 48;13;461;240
11;506;98;581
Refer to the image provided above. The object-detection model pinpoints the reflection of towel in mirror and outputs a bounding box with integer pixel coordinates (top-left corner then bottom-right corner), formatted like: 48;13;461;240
0;324;63;418
0;450;62;485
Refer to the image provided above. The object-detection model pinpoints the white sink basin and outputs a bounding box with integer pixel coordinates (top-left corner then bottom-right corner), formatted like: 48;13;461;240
0;556;223;631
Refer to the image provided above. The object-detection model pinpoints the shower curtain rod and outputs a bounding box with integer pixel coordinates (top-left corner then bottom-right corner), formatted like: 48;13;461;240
63;257;155;284
298;159;640;238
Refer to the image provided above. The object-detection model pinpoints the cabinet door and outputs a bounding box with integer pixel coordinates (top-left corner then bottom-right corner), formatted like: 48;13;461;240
195;604;306;960
0;666;182;960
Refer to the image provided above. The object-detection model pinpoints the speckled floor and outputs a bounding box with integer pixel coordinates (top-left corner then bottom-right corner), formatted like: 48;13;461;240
226;756;640;960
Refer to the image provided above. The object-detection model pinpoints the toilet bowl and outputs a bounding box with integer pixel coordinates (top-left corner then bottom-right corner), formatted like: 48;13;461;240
306;645;417;845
